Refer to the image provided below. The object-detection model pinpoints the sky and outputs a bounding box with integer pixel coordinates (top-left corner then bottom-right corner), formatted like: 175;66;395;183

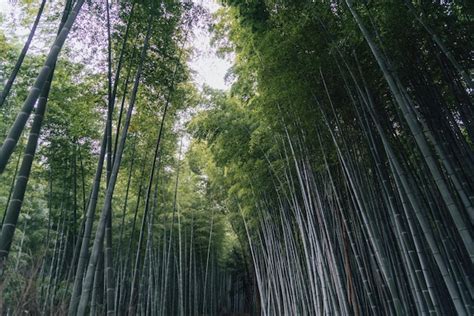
189;0;233;90
0;0;8;13
0;0;232;90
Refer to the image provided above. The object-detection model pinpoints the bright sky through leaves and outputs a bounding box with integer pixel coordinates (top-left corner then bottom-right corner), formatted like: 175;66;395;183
0;0;231;90
189;0;232;90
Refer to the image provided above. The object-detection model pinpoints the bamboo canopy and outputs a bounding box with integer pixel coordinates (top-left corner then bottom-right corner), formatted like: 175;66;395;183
0;0;472;314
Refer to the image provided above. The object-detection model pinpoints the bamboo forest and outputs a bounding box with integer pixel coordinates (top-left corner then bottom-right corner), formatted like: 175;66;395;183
0;0;472;314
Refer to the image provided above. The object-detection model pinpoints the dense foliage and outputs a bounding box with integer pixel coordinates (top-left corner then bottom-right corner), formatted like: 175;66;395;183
190;0;473;315
0;0;472;315
0;0;252;314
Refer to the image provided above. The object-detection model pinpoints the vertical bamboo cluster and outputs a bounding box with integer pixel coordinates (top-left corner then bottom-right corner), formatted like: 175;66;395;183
0;0;472;314
0;0;250;314
191;0;473;315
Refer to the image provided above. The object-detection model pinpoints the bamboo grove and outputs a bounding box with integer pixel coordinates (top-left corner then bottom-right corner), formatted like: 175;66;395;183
0;0;472;315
